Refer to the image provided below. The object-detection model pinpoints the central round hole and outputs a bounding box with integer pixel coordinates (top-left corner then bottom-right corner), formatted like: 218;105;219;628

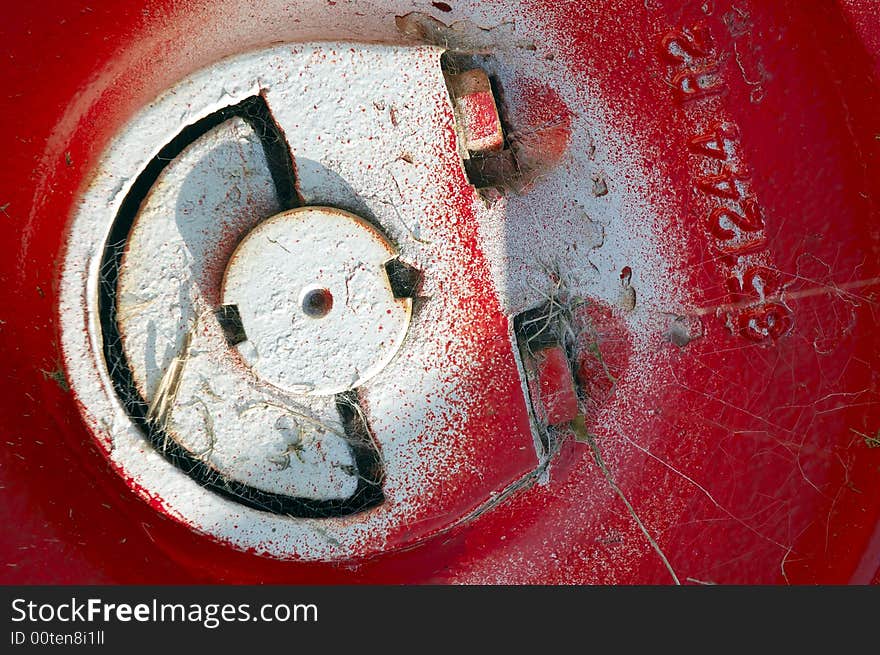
300;287;333;318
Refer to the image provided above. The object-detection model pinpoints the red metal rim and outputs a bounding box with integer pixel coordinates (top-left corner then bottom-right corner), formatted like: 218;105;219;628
1;0;879;584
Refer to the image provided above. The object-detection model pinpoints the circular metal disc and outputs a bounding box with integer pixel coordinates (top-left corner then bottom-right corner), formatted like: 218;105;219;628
222;206;411;396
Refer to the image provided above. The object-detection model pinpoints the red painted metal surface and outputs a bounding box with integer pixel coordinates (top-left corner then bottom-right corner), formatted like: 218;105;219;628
533;347;580;427
1;0;879;583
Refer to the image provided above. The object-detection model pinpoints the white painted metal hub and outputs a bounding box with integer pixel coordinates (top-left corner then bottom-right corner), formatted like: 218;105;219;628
222;206;411;396
58;20;680;561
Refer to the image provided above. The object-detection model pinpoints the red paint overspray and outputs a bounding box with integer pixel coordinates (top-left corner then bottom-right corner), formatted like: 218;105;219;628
507;78;574;177
361;118;539;550
1;0;879;583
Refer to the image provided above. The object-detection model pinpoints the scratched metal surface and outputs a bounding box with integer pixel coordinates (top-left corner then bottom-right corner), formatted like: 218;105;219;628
0;0;878;583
